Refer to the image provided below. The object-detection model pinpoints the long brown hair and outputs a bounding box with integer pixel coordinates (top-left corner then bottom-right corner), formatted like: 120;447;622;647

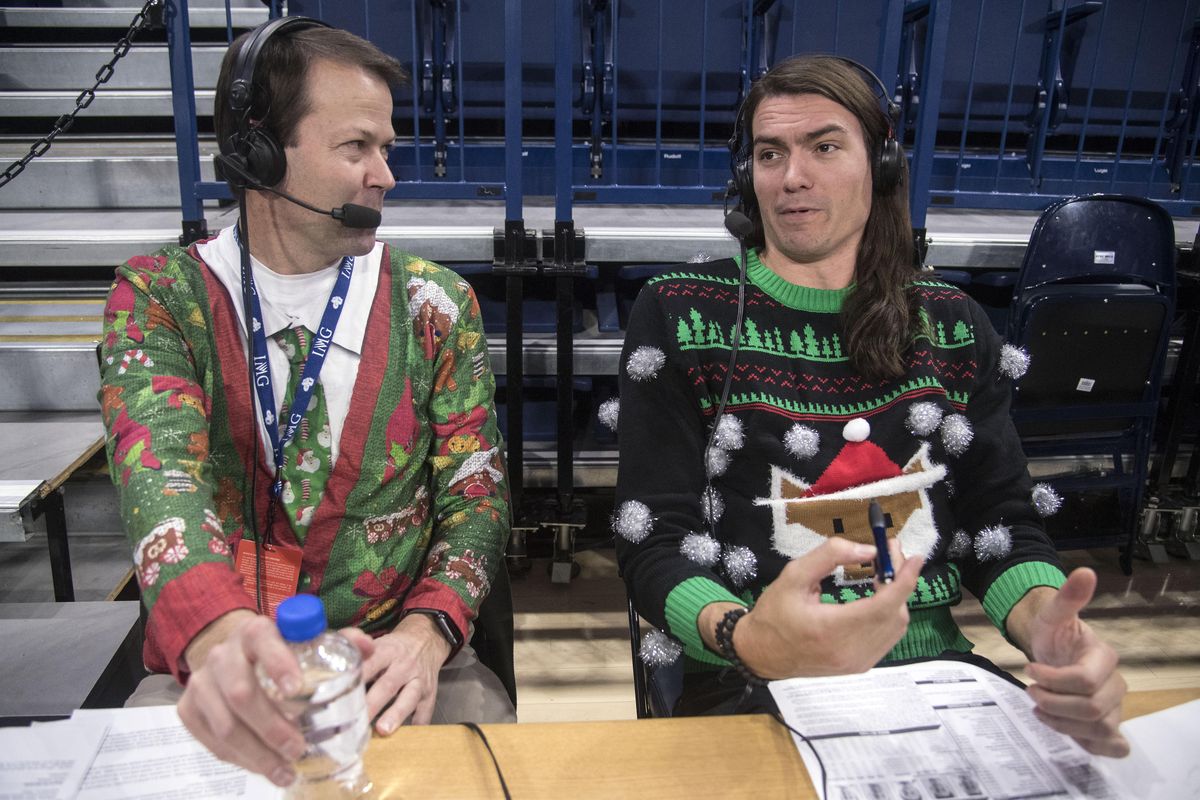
736;55;919;381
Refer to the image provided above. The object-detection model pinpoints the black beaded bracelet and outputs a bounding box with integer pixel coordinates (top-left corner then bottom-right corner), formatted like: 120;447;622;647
714;607;767;687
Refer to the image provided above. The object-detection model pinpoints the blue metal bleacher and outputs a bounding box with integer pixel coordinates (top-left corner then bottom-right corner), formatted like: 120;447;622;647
2;0;1200;540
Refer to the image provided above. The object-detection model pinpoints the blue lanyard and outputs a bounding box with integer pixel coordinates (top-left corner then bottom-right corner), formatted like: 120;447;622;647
246;254;354;497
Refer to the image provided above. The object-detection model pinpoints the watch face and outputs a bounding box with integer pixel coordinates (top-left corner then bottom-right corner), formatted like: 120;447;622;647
409;609;462;647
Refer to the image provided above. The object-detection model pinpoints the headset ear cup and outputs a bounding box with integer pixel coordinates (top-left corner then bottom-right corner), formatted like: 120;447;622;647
734;157;757;219
876;136;903;193
242;128;287;188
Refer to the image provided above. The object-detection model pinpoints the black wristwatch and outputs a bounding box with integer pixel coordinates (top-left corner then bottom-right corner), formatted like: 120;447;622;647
402;608;463;649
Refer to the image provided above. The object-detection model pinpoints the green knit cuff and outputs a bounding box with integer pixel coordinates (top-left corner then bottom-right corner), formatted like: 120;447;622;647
981;561;1067;637
665;576;745;666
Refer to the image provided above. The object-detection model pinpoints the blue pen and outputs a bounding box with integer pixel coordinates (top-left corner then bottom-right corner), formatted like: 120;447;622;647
868;500;894;583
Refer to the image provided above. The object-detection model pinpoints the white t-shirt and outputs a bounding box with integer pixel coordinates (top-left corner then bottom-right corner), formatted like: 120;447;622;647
196;226;383;466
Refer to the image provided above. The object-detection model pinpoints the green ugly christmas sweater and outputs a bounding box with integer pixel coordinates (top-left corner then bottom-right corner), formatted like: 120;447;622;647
615;249;1065;671
99;241;508;681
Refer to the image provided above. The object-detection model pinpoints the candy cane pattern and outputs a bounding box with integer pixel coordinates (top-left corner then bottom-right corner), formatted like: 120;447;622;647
118;349;154;375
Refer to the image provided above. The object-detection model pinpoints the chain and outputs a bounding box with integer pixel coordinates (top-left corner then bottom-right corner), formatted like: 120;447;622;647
0;0;164;191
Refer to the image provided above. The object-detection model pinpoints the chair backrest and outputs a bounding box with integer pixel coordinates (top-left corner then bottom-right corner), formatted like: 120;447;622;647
1005;194;1177;439
1009;284;1172;438
1008;194;1176;321
626;597;683;718
470;563;517;709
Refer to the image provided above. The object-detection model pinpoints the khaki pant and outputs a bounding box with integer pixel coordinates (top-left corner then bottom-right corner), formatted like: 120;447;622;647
125;643;516;724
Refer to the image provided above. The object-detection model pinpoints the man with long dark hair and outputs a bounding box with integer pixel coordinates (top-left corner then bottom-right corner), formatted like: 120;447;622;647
615;55;1127;757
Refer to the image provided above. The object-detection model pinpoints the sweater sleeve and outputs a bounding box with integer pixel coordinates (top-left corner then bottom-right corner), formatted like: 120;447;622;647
951;299;1065;636
615;279;741;663
406;270;510;643
99;253;255;681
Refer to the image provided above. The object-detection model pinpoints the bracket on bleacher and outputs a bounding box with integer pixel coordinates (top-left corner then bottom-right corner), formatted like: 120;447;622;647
739;0;782;103
1024;0;1103;188
1164;18;1200;193
542;222;588;277
417;0;459;178
580;0;615;179
179;218;209;247
894;0;930;144
492;221;540;276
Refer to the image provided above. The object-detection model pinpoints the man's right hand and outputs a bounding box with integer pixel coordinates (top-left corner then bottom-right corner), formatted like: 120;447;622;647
700;537;924;680
176;610;315;788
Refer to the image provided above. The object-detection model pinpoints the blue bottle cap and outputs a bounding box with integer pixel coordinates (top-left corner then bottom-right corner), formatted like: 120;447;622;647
276;594;328;643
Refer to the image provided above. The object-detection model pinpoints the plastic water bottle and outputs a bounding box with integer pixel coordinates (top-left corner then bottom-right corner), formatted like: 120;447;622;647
261;594;372;798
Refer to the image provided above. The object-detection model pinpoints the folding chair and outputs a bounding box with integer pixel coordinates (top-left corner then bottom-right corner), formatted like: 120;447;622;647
1004;195;1176;573
627;597;684;718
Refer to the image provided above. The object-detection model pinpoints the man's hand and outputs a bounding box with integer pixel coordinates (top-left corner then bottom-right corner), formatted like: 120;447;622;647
700;537;924;680
342;613;452;735
1008;568;1129;758
177;609;374;788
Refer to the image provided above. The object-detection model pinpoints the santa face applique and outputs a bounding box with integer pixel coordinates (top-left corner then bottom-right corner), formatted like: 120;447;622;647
757;418;946;585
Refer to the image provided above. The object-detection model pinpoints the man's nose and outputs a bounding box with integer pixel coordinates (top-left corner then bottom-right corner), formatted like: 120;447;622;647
782;154;814;191
368;148;397;191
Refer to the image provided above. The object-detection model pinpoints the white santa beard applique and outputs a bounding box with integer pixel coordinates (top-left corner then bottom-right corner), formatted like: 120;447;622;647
758;441;946;586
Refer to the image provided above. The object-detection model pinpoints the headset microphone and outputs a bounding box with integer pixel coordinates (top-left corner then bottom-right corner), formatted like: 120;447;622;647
724;210;754;242
215;153;383;229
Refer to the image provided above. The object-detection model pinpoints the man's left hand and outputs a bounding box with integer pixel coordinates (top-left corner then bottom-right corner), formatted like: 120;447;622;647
1010;568;1129;758
340;614;451;734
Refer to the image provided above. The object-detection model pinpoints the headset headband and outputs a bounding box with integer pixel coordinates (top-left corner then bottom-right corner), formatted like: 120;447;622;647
229;16;332;120
729;55;898;157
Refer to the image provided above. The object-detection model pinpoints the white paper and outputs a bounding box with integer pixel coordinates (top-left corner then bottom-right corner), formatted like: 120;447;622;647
769;661;1125;800
69;706;283;800
0;720;105;800
1096;699;1200;800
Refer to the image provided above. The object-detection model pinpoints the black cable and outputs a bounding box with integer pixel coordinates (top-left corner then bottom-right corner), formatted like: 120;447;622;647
237;201;266;616
768;709;829;800
702;237;750;541
460;722;512;799
730;683;829;800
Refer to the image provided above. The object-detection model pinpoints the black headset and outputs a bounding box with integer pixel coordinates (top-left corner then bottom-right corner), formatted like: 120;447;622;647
219;16;332;191
727;55;904;223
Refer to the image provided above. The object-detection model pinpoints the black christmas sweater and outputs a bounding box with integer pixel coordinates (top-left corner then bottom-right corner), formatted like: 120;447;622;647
614;249;1066;670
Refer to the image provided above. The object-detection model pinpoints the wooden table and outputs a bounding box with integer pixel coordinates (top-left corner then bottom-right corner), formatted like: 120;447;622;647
361;689;1199;799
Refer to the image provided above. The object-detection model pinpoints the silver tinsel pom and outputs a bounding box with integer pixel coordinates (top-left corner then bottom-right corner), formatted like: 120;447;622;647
944;478;956;499
783;423;820;460
688;251;713;263
706;446;730;478
597;398;620;432
940;414;974;456
700;487;725;525
906;401;945;437
948;529;971;560
974;525;1013;561
680;532;722;566
713;415;746;451
998;344;1031;381
640;629;683;667
613;500;654;543
723;545;758;588
626;346;666;382
1031;483;1063;517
